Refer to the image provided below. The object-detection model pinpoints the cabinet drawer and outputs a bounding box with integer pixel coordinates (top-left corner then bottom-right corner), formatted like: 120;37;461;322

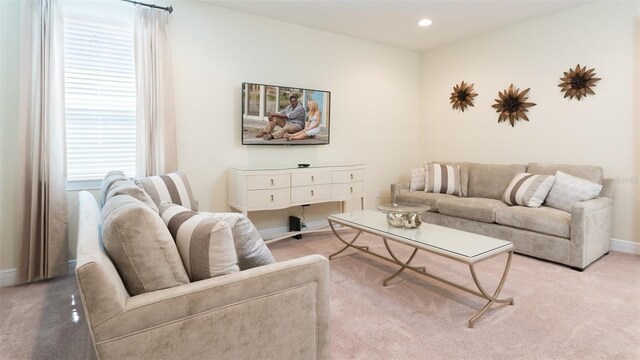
291;184;332;204
332;169;364;183
291;171;332;186
247;188;290;208
332;181;363;200
247;174;290;190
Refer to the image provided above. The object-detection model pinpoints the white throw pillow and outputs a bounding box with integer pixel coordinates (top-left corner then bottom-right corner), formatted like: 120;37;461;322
503;173;555;208
544;171;603;213
409;166;426;191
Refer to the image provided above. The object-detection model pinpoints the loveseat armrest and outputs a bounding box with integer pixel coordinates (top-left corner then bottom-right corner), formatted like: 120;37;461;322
92;255;329;360
569;197;614;269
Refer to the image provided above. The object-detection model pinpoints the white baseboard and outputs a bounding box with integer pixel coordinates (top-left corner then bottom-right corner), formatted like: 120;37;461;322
0;268;17;288
610;238;640;255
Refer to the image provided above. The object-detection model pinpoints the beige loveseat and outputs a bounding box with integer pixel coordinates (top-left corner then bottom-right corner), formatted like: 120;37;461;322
75;191;330;359
392;162;614;270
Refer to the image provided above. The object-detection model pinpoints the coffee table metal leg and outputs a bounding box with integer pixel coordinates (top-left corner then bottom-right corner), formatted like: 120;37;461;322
467;251;514;328
328;220;368;260
381;238;426;286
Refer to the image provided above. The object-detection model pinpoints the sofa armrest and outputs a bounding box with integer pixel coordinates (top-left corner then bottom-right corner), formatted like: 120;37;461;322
92;255;329;360
569;197;614;269
571;196;614;216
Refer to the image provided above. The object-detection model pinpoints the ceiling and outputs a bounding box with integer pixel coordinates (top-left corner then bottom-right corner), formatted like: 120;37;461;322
201;1;590;51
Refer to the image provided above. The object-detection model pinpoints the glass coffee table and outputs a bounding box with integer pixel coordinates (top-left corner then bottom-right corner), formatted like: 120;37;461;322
328;210;514;328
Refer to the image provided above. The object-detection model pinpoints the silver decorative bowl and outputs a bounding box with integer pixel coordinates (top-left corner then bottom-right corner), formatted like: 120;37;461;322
378;203;430;228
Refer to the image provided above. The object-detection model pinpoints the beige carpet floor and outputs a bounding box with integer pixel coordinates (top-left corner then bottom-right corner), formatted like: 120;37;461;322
1;230;639;359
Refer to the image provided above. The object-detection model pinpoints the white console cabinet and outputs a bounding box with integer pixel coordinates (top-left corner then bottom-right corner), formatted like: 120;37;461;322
228;163;365;216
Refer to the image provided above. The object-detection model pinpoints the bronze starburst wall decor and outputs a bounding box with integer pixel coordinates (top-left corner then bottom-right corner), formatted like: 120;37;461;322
491;84;536;127
558;64;601;100
449;81;478;112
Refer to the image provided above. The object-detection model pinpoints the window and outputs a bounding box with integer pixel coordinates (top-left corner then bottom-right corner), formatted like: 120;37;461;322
64;8;136;185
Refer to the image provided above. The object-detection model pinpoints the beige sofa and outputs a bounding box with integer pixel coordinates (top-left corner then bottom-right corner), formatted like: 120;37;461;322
393;162;614;270
75;191;330;359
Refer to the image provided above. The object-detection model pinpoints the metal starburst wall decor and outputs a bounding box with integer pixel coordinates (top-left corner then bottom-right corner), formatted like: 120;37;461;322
558;64;601;100
491;84;536;127
449;81;478;112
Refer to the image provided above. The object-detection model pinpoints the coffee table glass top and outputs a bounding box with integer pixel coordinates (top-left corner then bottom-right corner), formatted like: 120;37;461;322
377;203;430;213
329;210;512;262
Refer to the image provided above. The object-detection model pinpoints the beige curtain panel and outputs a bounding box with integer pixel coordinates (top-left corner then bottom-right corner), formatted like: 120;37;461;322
134;6;177;177
17;0;68;282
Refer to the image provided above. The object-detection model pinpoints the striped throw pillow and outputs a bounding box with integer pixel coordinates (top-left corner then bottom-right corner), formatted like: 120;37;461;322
409;167;426;191
159;202;239;281
135;170;198;211
503;173;556;207
425;163;461;196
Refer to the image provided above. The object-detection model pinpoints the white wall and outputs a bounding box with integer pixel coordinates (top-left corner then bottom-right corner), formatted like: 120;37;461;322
420;1;640;243
168;2;423;229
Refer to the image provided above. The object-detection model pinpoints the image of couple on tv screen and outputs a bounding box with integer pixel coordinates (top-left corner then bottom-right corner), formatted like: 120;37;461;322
256;95;321;142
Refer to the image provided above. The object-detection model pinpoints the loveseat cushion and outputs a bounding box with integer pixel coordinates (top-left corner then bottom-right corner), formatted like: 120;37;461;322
102;195;190;295
437;197;509;223
468;163;527;200
135;170;198;211
527;163;603;184
396;191;457;212
159;203;239;281
100;170;129;207
495;206;571;238
105;181;159;213
160;203;276;270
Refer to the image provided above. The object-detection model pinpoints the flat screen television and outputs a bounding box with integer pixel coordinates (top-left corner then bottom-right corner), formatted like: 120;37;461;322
242;82;331;145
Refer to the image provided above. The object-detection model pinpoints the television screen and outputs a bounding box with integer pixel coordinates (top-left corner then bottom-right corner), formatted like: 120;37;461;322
242;82;331;145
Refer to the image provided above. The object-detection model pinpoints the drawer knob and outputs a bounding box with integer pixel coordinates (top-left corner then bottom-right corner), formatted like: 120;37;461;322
350;186;353;193
311;190;314;196
270;179;274;186
311;175;315;182
270;194;274;201
350;173;354;180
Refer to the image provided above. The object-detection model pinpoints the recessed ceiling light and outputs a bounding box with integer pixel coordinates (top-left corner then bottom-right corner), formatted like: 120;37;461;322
418;19;432;27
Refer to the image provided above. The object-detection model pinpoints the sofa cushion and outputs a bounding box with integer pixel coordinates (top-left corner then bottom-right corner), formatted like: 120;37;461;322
100;170;129;207
159;203;239;281
425;163;462;196
409;167;426;191
396;191;457;212
468;163;527;200
102;195;190;295
502;173;555;208
159;203;276;270
432;161;470;197
495;206;571;238
437;197;509;223
527;162;603;184
135;170;198;211
544;171;603;213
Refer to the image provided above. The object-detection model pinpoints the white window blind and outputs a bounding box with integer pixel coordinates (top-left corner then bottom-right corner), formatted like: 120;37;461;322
64;12;136;182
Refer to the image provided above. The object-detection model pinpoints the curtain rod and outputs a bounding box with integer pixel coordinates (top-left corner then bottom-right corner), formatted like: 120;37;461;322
121;0;173;14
